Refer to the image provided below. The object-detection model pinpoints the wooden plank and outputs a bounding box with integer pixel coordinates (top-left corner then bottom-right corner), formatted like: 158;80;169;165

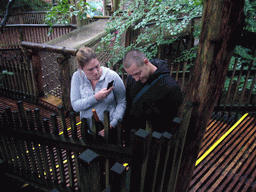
202;117;256;191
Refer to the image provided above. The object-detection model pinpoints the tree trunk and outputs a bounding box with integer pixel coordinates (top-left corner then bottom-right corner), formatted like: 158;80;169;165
176;0;245;191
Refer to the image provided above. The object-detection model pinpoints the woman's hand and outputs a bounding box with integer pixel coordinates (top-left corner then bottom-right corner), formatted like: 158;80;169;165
94;87;114;101
98;125;114;137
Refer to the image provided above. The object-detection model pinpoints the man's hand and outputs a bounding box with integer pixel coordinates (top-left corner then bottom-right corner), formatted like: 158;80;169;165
95;87;114;101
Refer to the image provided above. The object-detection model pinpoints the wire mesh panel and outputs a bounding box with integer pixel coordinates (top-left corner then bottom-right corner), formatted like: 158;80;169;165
40;51;62;98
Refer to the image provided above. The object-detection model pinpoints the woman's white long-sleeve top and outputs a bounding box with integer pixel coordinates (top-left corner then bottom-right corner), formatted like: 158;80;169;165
70;67;126;130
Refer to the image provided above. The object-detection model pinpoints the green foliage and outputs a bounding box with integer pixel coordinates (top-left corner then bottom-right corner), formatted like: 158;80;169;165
97;0;203;65
1;0;51;14
244;0;256;32
45;0;96;34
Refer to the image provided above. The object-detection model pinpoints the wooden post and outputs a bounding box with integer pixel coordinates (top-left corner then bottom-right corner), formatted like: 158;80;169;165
78;149;101;192
103;0;107;16
130;129;151;191
58;54;72;110
175;0;245;191
168;102;193;192
113;0;120;12
58;106;68;137
110;162;127;191
32;51;44;97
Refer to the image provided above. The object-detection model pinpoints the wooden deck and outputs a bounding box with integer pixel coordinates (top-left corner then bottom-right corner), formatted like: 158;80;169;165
1;96;256;191
189;113;256;192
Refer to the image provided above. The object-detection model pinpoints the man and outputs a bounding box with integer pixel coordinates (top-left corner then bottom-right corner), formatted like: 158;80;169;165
123;49;183;134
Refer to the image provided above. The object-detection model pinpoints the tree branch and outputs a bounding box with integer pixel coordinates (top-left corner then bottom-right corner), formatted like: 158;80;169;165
0;0;14;33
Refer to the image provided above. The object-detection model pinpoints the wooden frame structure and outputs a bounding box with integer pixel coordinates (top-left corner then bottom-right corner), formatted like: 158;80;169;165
0;101;193;191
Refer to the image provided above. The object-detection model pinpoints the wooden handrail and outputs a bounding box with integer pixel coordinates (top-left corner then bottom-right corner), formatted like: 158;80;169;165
21;42;78;56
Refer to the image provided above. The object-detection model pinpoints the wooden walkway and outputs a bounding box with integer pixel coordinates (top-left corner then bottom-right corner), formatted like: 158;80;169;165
189;113;256;192
1;96;256;191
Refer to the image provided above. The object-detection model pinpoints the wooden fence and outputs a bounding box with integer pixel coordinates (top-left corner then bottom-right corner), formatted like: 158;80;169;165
0;11;47;25
0;101;193;191
0;24;76;49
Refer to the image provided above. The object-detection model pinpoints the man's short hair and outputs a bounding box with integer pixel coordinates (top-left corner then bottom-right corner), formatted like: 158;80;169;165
123;49;147;69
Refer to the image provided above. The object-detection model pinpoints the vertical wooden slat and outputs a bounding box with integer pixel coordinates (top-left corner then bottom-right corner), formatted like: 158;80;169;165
24;48;35;102
245;71;256;112
104;110;110;144
17;101;28;130
117;120;122;146
43;118;51;133
12;56;23;99
235;61;253;119
5;107;14;128
26;109;35;131
21;50;32;100
13;111;21;130
158;132;173;192
78;149;101;192
229;63;245;118
2;57;11;96
81;118;90;141
0;112;10;163
34;108;43;132
7;58;17;97
130;129;151;192
51;113;59;135
70;111;78;140
58;106;68;138
16;56;26;98
222;57;238;115
41;119;51;179
32;52;44;97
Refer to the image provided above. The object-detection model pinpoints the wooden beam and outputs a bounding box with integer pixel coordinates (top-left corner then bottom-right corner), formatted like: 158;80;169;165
21;42;78;56
175;0;245;191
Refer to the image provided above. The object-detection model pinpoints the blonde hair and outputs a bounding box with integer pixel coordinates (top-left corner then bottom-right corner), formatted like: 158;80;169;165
76;47;97;69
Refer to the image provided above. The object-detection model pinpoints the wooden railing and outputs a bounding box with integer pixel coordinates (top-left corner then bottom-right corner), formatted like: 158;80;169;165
1;42;255;116
0;101;193;191
0;24;76;49
0;15;254;116
0;11;47;25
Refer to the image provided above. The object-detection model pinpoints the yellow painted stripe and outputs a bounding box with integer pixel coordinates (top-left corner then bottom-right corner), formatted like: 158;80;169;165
59;121;81;135
195;113;249;166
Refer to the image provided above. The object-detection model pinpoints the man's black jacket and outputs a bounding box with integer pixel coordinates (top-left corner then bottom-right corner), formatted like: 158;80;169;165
123;59;183;133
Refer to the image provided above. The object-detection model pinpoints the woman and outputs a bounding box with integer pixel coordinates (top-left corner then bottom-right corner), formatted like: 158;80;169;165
70;47;126;137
